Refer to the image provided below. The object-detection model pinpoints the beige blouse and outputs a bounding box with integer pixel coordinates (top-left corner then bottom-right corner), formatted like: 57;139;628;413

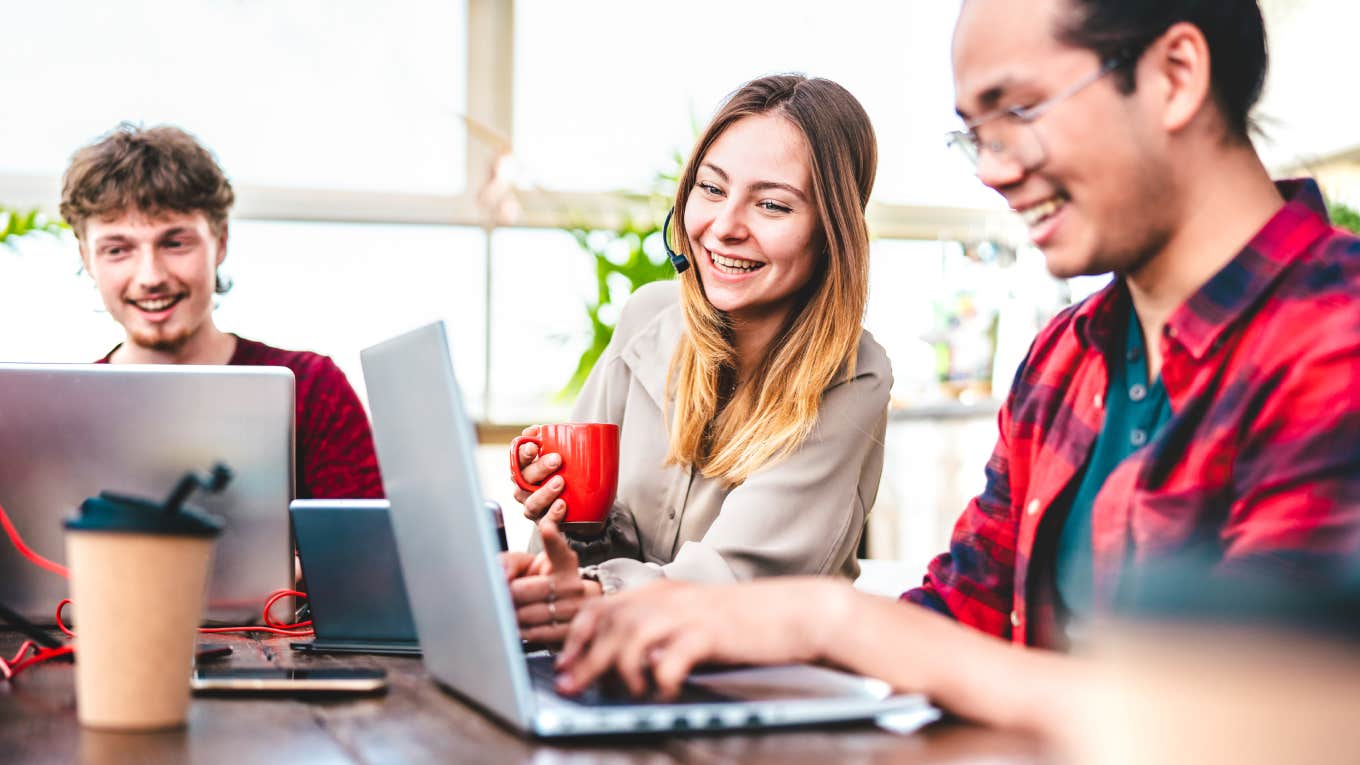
537;280;892;593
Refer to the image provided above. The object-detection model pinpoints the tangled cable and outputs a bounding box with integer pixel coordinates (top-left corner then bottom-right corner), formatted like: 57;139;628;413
1;499;312;682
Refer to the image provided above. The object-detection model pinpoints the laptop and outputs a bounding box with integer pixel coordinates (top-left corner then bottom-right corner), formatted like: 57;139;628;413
361;321;937;737
290;499;420;655
0;363;294;623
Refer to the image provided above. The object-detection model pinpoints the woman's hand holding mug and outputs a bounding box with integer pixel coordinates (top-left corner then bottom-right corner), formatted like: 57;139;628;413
510;425;567;524
509;423;619;537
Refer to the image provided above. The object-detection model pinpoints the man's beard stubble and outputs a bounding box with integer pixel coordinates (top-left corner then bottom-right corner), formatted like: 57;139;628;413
128;324;196;355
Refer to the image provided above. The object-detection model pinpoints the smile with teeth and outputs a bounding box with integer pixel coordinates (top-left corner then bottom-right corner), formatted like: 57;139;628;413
708;250;766;274
1017;194;1069;228
129;295;184;312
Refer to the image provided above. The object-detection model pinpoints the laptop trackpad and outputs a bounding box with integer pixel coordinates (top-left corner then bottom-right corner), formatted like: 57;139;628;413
529;654;729;706
532;655;891;706
685;664;895;702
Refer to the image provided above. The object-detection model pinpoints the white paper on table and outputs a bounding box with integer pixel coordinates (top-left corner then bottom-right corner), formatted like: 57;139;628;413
876;705;944;735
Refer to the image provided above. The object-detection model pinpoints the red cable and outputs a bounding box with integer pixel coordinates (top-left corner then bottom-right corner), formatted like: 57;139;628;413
0;640;34;679
197;589;314;636
0;499;74;680
57;591;315;639
196;625;314;637
56;599;73;637
7;640;33;665
0;640;72;679
8;590;315;680
0;499;69;578
9;640;36;665
3;498;321;680
7;646;73;675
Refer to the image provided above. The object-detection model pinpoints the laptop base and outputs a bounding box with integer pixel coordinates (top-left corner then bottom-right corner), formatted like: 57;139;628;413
291;640;422;657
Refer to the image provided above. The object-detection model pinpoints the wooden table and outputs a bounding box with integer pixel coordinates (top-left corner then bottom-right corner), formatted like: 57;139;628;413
0;631;1048;765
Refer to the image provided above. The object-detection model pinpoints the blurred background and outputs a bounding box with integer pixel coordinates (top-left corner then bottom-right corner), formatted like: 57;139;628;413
1;0;1355;582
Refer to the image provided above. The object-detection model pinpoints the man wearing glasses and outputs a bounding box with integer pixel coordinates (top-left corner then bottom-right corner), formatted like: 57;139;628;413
547;0;1360;732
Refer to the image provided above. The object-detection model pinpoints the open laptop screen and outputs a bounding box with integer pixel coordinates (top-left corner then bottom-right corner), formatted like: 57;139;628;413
0;363;294;623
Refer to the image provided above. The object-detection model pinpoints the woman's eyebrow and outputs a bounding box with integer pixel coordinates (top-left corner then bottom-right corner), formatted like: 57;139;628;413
703;162;806;201
700;162;729;181
750;180;808;202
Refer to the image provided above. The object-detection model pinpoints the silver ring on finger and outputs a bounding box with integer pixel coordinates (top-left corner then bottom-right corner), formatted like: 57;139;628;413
546;578;557;603
548;600;559;627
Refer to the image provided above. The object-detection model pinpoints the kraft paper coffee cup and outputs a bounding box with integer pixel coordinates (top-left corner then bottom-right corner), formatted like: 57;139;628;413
65;492;223;730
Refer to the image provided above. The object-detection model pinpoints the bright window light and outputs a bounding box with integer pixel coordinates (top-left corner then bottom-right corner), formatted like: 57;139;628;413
513;0;999;209
0;0;468;194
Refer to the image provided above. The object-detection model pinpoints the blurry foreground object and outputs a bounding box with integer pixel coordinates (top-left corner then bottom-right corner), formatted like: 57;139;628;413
65;466;227;730
1066;624;1360;765
1059;564;1360;764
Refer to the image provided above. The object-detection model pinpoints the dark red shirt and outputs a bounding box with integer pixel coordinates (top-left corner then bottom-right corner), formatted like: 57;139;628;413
903;179;1360;646
99;336;384;500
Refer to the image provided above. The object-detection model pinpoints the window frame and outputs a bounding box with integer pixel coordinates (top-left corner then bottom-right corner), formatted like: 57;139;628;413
0;0;1025;425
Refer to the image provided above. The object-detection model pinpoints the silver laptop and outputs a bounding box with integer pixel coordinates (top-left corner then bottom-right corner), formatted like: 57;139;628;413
290;499;420;655
0;363;294;623
361;321;936;737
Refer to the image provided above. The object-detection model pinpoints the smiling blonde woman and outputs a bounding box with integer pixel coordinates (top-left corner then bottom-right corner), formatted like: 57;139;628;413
503;74;892;644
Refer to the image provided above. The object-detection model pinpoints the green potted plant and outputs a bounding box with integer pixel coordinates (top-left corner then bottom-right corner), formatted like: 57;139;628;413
0;206;67;249
1329;200;1360;234
559;155;683;398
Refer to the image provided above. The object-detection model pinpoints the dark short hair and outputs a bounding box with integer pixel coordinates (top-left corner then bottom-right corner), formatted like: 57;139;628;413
60;123;235;294
1057;0;1268;141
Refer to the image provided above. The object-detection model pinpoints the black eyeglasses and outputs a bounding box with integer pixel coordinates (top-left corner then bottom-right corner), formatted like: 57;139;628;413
946;55;1130;173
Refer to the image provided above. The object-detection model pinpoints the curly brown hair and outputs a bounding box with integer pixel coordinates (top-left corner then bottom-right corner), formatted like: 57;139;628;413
61;123;236;294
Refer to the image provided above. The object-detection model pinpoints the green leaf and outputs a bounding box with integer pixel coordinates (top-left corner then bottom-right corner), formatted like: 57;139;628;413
1329;200;1360;235
0;205;68;248
557;149;688;399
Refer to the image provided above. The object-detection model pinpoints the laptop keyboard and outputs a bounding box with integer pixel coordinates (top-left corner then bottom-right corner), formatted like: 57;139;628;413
526;654;732;707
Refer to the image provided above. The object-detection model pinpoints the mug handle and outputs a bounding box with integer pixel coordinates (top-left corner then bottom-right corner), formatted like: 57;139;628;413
509;436;546;492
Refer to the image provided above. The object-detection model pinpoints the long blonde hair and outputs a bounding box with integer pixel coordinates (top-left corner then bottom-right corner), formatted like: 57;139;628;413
666;74;877;486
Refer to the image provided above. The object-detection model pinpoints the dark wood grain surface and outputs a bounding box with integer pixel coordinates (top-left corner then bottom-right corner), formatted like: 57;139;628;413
0;631;1048;765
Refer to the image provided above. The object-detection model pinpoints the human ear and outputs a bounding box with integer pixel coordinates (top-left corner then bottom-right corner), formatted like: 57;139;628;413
1144;21;1213;135
78;240;95;280
215;223;229;267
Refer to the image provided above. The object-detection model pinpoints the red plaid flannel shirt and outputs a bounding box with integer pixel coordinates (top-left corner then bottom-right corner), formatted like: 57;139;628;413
903;179;1360;646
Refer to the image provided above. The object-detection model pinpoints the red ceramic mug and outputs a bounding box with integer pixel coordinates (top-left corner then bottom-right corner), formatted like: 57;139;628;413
509;423;619;536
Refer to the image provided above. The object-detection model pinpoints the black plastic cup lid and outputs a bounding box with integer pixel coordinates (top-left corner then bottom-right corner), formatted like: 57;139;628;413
64;492;224;538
